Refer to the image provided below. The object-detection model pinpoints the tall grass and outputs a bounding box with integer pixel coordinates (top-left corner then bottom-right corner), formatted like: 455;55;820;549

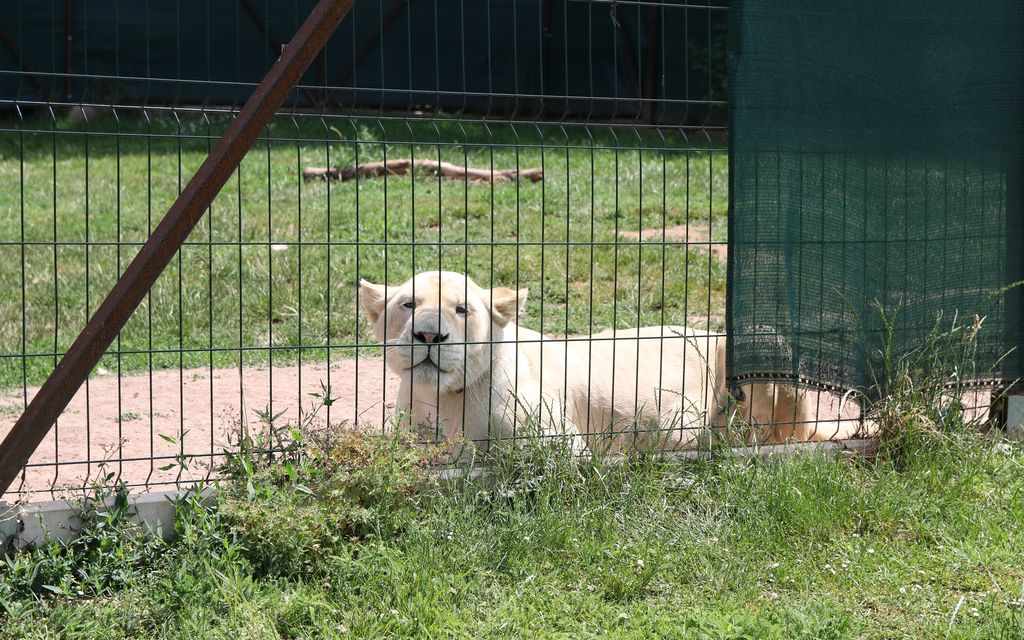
864;306;1008;467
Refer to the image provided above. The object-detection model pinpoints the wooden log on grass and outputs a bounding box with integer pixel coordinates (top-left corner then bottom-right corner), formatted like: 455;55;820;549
303;159;543;183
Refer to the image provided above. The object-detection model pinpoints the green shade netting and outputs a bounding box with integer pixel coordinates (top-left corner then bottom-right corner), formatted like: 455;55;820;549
728;0;1024;391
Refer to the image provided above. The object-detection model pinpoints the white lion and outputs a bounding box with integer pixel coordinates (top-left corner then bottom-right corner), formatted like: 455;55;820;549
358;271;716;457
359;271;863;459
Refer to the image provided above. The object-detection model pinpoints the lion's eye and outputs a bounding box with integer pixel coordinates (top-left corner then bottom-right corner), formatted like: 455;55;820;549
402;301;415;310
455;304;468;315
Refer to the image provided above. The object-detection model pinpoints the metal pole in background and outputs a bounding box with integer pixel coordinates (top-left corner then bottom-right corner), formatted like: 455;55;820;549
0;0;355;497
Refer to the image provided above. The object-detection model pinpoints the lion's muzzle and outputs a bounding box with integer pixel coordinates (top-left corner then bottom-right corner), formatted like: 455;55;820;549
411;308;451;344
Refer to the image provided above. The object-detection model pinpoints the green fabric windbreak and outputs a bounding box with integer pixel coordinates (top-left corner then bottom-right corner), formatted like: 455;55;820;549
728;1;1024;391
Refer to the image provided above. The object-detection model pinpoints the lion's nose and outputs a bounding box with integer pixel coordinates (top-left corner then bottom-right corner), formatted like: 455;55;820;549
414;331;449;344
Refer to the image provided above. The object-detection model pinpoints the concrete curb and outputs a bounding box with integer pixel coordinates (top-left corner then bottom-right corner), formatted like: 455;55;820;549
0;487;215;550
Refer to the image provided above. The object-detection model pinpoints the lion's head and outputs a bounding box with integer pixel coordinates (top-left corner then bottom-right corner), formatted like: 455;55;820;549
358;271;528;395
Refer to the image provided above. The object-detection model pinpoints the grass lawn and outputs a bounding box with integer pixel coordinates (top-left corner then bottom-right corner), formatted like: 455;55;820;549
1;420;1022;639
0;110;728;390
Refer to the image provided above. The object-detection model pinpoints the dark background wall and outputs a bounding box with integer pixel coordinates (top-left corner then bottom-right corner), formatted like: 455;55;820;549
0;0;727;125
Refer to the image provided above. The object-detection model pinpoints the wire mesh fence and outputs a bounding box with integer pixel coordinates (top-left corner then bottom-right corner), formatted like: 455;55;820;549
1;0;997;501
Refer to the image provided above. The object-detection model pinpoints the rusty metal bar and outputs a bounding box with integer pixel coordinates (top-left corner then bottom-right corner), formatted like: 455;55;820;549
0;0;354;497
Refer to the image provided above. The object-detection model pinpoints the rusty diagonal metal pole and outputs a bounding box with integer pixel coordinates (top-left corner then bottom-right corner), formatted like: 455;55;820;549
0;0;354;497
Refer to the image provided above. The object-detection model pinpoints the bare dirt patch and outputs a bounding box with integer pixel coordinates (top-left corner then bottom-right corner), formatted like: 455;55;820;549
0;358;400;499
619;223;728;260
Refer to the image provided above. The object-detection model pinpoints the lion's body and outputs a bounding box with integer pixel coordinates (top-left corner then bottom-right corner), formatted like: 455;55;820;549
516;324;726;453
359;271;864;460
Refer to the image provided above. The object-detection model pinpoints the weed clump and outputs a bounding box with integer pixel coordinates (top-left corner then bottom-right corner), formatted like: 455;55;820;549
864;308;1007;467
0;483;164;616
216;396;441;578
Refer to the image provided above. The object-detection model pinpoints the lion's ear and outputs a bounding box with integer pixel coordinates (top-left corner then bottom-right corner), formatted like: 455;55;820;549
358;279;389;325
490;287;528;326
